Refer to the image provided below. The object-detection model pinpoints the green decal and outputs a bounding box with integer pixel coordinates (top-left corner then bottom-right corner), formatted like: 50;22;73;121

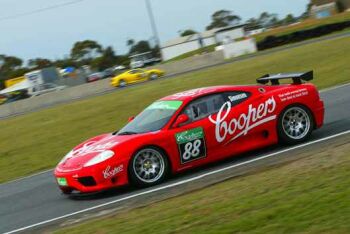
147;101;183;110
57;177;68;186
176;127;204;144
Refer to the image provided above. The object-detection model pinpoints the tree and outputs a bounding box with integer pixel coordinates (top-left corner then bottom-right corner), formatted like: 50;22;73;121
270;16;281;27
0;54;23;78
257;12;280;28
246;18;260;30
28;58;52;69
300;3;313;19
206;10;241;30
70;40;103;62
0;55;22;71
91;46;118;71
0;54;24;88
126;38;135;47
180;29;197;37
53;58;77;68
282;14;297;25
129;40;152;55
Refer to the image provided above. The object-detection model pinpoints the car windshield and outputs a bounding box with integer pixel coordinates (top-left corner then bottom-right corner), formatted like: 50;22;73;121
117;100;183;135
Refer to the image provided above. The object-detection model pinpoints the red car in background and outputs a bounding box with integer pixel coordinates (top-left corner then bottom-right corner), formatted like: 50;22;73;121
54;71;324;194
86;72;104;83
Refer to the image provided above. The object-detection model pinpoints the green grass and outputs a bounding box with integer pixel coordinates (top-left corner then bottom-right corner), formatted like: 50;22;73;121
255;11;350;42
55;136;350;234
0;36;350;183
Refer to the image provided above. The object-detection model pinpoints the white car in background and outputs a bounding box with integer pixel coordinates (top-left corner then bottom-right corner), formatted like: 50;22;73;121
28;83;66;97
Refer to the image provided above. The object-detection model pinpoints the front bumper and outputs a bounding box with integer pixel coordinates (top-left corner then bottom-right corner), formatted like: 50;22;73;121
54;162;129;193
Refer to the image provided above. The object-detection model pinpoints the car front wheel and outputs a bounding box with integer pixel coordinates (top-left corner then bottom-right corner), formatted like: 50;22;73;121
119;79;127;87
277;105;314;145
129;147;169;187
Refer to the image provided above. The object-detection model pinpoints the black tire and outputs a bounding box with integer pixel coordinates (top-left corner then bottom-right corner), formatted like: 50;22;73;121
128;147;169;188
149;73;158;80
277;104;314;145
119;79;127;87
61;188;73;195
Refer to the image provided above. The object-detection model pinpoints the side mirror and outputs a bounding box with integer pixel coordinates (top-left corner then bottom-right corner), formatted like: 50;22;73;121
128;116;135;122
173;114;189;128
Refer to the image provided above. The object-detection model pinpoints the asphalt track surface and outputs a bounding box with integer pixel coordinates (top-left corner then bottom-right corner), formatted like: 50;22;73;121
1;30;350;120
1;83;350;233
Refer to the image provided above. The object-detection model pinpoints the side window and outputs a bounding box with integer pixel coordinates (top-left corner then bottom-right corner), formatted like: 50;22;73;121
182;94;225;122
222;91;250;106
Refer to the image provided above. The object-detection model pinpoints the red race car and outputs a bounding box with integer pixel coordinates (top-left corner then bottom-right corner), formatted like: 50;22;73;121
54;71;324;194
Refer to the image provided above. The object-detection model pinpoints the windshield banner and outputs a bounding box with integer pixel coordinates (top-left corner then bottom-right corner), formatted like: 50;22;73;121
147;101;182;110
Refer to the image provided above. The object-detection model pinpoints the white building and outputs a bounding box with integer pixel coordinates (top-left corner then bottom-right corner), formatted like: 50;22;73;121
161;25;246;61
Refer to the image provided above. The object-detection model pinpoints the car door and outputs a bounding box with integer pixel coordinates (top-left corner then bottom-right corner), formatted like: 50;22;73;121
125;70;137;83
169;93;226;169
209;91;277;158
134;69;147;81
128;69;145;83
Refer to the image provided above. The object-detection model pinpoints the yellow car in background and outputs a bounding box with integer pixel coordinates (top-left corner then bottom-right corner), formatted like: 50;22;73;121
111;68;165;87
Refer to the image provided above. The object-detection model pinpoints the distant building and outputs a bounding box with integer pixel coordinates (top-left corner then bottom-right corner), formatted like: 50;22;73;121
310;0;350;18
161;25;246;61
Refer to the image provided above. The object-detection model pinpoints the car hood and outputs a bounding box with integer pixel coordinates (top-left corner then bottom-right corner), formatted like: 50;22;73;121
56;133;141;171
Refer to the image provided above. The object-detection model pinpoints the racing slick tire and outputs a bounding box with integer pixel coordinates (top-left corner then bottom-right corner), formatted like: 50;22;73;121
149;73;158;80
119;79;127;87
129;147;169;188
277;104;314;145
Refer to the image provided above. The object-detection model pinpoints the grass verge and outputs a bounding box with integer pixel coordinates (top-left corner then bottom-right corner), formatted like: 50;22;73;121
0;36;350;183
254;11;350;42
55;135;350;234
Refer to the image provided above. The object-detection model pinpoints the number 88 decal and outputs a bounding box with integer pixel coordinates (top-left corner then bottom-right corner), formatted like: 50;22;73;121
175;127;207;164
182;139;202;160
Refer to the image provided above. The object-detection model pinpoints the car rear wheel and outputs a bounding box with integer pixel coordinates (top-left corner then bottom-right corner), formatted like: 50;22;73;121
129;147;169;187
149;73;158;80
119;79;127;87
278;105;314;145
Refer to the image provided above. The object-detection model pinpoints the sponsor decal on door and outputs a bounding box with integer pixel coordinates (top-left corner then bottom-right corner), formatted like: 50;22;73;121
175;127;207;164
209;96;277;144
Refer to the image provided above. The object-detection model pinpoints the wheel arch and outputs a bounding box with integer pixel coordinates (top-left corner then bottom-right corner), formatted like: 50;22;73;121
127;144;173;179
278;102;317;130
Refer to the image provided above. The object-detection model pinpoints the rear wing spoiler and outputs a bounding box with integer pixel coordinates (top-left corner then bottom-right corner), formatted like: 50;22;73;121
257;71;313;85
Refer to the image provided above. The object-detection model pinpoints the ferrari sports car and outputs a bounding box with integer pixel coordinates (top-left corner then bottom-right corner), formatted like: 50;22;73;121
110;68;165;87
55;71;324;194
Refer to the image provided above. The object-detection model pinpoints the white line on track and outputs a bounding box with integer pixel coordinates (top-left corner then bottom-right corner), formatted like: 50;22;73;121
4;129;350;234
2;82;349;187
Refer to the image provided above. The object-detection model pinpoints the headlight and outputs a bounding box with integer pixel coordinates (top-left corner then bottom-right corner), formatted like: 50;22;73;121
84;150;115;167
58;150;74;165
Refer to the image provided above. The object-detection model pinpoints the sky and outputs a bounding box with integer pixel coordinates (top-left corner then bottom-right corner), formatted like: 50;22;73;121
0;0;309;62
